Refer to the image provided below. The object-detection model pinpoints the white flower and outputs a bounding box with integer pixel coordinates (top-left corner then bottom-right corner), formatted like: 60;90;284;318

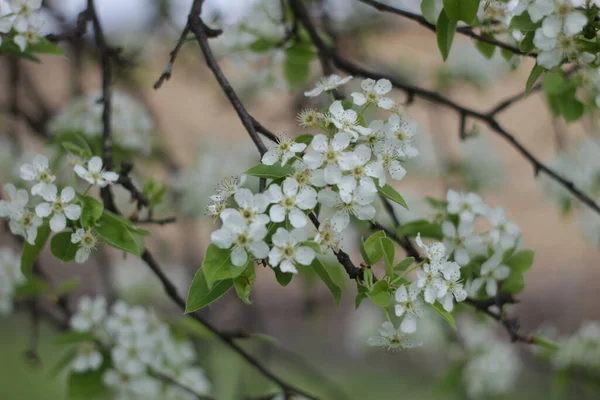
442;220;483;266
415;234;446;264
471;252;511;297
74;156;119;187
71;228;99;264
19;154;56;196
112;335;153;375
105;301;148;338
437;261;468;312
446;189;488;222
261;136;307;166
373;140;407;184
303;132;352;185
9;0;42;33
0;183;28;219
367;321;421;350
0;247;25;287
304;74;352;97
314;219;342;251
385;114;419;159
103;368;160;397
317;187;376;231
487;208;520;250
211;175;246;202
268;228;315;274
233;188;270;224
336;144;383;194
71;342;103;372
394;282;425;333
174;367;212;396
416;263;443;304
13;12;43;52
267;177;317;228
326;101;371;140
35;186;82;232
210;209;269;266
70;296;107;332
8;208;43;245
351;78;395;110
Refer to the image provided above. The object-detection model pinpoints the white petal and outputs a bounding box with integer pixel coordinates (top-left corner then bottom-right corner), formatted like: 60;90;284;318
331;132;351;151
33;155;49;171
261;149;279;165
41;184;57;202
351;92;367;106
234;188;254;209
354;204;376;220
280;259;298;274
564;12;587;36
88;157;103;173
360;78;375;91
231;247;248;266
485;278;498;297
304;86;323;97
295;246;315;265
269;204;286;223
64;204;82;221
454;248;470;266
374;79;392;95
400;315;417;333
35;202;52;218
303;151;323;169
331;211;350;231
388;160;406;180
268;247;283;266
442;221;456;237
50;213;67;232
211;227;235;248
377;97;395;110
311;134;328;153
74;165;88;179
75;248;91;264
317;188;339;207
267;184;283;203
295;187;317;210
272;227;290;248
323;164;342;185
288;207;307;228
61;187;75;203
248;241;269;259
102;171;119;183
282;177;299;197
329;101;345;119
20;164;37;181
290;142;306;153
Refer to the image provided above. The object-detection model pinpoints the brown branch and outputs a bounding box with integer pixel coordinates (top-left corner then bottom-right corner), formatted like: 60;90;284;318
154;24;191;89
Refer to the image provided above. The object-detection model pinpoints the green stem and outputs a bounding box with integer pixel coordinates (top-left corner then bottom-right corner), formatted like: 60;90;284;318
399;260;425;279
532;334;561;351
82;184;93;196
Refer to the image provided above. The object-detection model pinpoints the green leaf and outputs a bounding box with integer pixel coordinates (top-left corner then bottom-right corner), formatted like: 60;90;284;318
14;277;49;297
542;72;567;95
274;266;294;286
311;255;343;306
421;0;438;24
76;194;104;228
202;244;250;288
249;38;278;53
505;249;534;272
519;31;535;53
233;264;256;305
284;42;315;90
94;211;148;256
355;281;369;309
394;257;415;271
68;364;110;399
380;236;395;276
294;134;314;145
50;232;79;263
396;219;443;240
475;34;496;59
27;38;65;56
245;163;294;179
431;302;457;330
53;132;92;156
301;241;324;255
20;223;51;279
368;280;391;307
526;64;544;95
142;178;168;207
55;331;97;346
510;11;541;32
443;0;479;23
186;269;234;312
54;277;81;296
378;184;408;209
502;272;525;294
559;96;584;122
62;141;92;159
361;231;386;265
436;9;457;61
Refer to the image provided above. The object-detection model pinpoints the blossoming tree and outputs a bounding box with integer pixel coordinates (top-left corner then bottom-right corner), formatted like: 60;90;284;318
1;0;600;399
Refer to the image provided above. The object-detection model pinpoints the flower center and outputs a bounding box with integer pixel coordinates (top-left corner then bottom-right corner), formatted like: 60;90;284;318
294;171;310;186
283;196;295;208
21;212;34;227
366;91;378;102
395;131;405;141
279;142;291;152
353;165;365;177
237;232;249;246
282;244;295;258
82;231;98;249
39;171;52;183
556;4;570;19
324;149;338;163
52;201;65;213
241;208;254;222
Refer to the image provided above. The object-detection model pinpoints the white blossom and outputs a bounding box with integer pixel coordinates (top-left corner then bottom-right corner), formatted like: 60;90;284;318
373;140;407;184
71;342;103;372
394;282;425;333
442;220;483;266
71;228;99;264
35;186;82;233
267;177;317;228
317;187;376;231
211;175;246;202
303;132;353;185
385;114;419;159
351;78;395;110
416;263;443;304
0;183;28;219
554;321;600;372
8;208;43;245
268;228;315;274
261;136;307;166
314;219;342;252
367;321;421;350
326;101;371;140
74;156;119;188
105;301;148;338
415;233;446;264
210;209;269;266
437;261;468;312
304;74;352;97
337;144;383;194
470;252;511;297
487;208;520;250
446;189;488;222
233;188;270;224
19;154;56;197
112;334;153;375
70;296;107;332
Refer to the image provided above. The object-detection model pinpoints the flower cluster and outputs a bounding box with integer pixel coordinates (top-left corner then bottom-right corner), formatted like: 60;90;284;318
0;0;44;52
68;296;211;399
0;154;118;262
460;321;522;398
553;320;600;373
0;247;24;315
49;91;155;155
208;75;418;274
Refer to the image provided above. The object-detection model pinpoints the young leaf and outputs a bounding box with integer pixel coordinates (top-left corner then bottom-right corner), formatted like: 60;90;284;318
20;223;51;279
377;184;408;209
526;64;544;95
234;264;256;305
361;231;386;265
505;249;534;272
443;0;479;23
246;163;294;179
186;269;234;313
294;134;314;145
94;212;145;256
55;331;97;346
558;96;584;123
542;72;567;96
311;256;343;306
431;302;457;330
355;281;369;309
368;280;391;307
475;35;496;59
436;9;457;61
284;42;315;90
27;38;65;56
76;194;104;228
396;219;443;240
519;31;535;53
50;232;78;262
394;257;415;271
274;266;294;286
380;236;395;276
421;0;438;24
202;244;250;288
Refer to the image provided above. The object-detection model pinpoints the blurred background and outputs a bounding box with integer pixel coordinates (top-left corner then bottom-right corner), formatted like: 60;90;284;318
1;0;600;399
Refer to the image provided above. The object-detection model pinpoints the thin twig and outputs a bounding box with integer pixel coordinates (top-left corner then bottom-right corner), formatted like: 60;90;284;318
154;24;190;89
